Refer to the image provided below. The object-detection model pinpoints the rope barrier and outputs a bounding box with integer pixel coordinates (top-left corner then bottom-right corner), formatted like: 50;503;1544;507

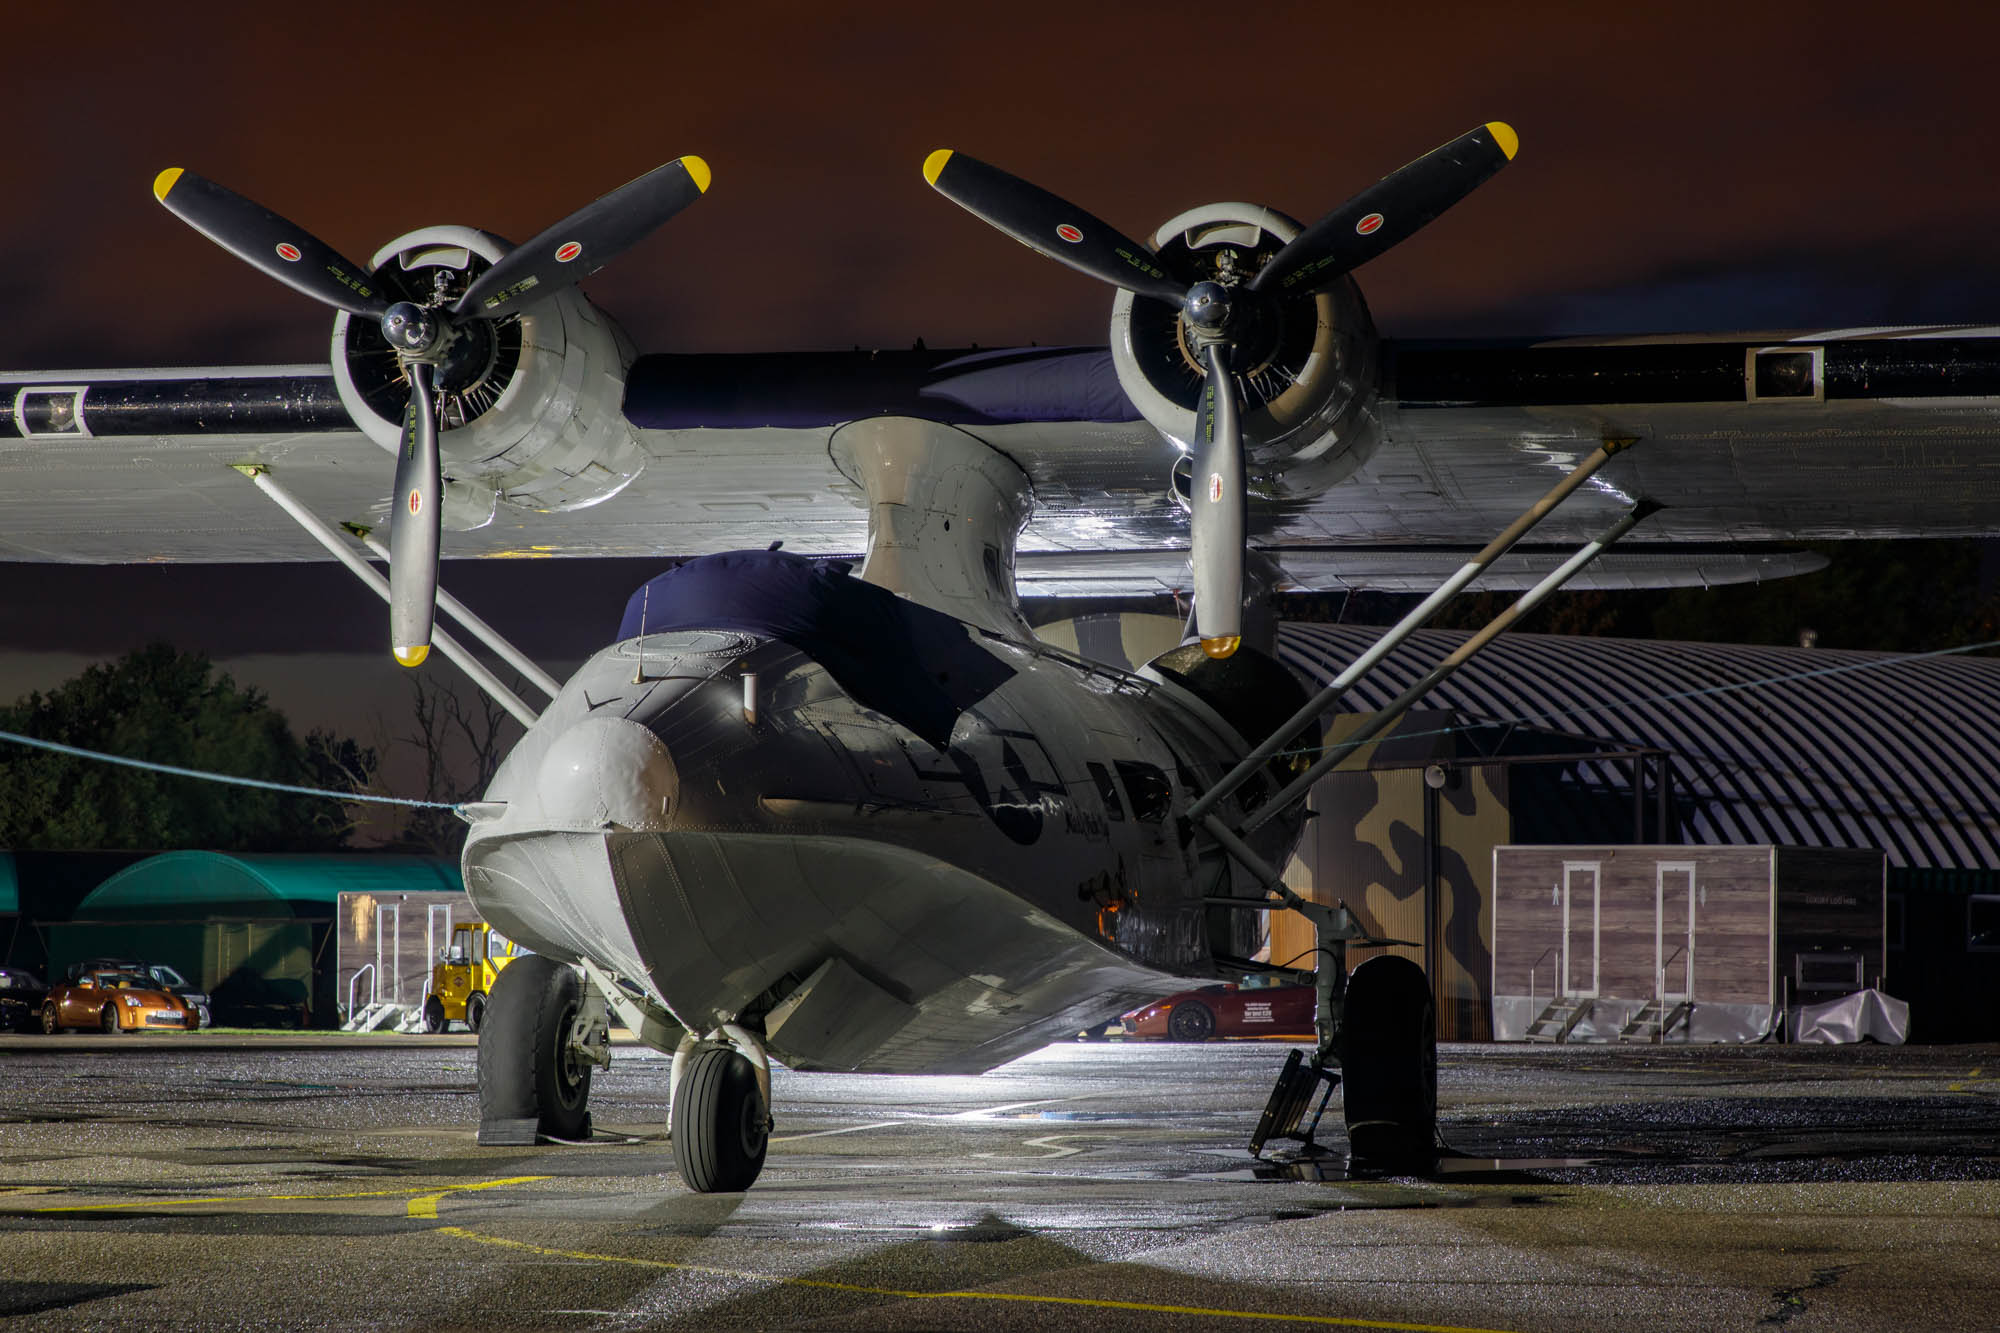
0;728;461;811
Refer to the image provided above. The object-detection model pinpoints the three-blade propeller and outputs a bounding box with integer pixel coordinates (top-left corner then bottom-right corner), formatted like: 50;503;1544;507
925;124;1517;657
154;157;712;665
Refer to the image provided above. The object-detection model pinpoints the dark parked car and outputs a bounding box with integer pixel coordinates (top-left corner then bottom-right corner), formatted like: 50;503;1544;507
0;967;46;1032
70;958;210;1028
209;972;310;1029
1120;979;1315;1041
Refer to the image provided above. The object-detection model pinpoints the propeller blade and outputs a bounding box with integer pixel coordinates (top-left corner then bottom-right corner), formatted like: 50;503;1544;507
923;149;1190;304
388;362;441;668
152;168;389;318
1191;345;1246;658
1248;122;1517;299
453;156;712;320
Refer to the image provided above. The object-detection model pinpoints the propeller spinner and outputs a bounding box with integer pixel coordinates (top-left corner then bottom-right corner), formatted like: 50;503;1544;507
924;125;1517;657
154;157;713;665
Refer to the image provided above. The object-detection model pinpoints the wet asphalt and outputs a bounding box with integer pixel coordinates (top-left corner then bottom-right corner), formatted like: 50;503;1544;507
0;1034;1995;1331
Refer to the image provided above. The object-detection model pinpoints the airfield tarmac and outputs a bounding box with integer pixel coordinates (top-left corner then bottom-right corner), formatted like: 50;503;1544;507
0;1036;1995;1332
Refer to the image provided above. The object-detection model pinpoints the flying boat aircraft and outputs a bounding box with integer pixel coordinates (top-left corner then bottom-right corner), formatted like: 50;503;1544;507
7;124;2000;1189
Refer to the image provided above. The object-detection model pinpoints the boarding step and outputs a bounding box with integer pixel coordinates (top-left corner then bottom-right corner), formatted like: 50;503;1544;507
340;1002;408;1033
1523;996;1593;1043
1620;998;1693;1044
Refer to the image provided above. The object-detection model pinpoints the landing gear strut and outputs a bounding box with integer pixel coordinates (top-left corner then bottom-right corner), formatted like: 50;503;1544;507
1247;891;1436;1171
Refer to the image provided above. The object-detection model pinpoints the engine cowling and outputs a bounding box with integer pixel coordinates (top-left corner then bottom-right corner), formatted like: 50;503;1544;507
1109;204;1382;502
329;226;646;530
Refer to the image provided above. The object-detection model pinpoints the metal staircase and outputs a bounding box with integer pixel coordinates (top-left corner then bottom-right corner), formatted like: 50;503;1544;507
1620;998;1693;1044
1524;996;1594;1043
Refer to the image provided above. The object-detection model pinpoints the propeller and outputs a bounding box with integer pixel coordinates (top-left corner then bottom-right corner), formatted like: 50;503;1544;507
924;124;1517;658
154;157;713;666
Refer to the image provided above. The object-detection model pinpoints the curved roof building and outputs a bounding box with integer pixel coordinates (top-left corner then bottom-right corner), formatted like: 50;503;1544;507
1277;625;2000;869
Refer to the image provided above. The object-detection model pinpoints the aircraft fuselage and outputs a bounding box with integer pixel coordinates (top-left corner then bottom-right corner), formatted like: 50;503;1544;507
461;571;1304;1074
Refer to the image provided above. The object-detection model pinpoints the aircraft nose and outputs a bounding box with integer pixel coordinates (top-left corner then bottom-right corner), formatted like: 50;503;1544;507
535;715;679;830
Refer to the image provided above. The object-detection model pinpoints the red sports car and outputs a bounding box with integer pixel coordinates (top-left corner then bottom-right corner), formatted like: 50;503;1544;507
41;969;198;1034
1120;981;1315;1041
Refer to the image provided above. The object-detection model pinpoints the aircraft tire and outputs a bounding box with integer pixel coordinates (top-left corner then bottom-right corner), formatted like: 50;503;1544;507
1339;954;1437;1171
672;1046;768;1193
477;955;591;1141
421;996;446;1035
1167;1000;1216;1042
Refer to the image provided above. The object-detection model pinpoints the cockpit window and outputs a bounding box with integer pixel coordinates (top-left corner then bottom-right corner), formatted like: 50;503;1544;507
1086;762;1125;821
1114;760;1173;824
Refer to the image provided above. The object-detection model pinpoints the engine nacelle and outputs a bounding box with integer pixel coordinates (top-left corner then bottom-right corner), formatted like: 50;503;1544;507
329;226;646;530
1110;204;1382;501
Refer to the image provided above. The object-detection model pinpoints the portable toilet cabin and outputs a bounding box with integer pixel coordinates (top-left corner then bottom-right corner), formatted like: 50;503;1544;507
1491;844;1887;1042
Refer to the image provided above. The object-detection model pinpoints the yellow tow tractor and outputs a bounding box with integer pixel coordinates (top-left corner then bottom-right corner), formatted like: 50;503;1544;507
420;922;525;1033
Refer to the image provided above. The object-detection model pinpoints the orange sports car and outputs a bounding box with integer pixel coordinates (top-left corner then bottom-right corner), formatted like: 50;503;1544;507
41;968;198;1034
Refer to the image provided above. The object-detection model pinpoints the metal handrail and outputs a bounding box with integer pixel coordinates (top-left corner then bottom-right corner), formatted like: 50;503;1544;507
1529;945;1559;1010
346;963;376;1023
1658;943;1688;1000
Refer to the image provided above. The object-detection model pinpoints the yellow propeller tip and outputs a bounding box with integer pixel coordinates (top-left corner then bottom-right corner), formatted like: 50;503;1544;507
922;149;954;187
682;155;712;194
1200;636;1241;660
1485;122;1518;161
152;167;183;203
393;644;430;668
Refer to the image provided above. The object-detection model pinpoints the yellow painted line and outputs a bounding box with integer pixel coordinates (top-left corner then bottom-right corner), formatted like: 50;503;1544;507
437;1226;1521;1333
29;1176;548;1214
407;1176;546;1219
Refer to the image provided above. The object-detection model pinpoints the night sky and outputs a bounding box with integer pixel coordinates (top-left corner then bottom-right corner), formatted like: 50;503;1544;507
6;3;2000;805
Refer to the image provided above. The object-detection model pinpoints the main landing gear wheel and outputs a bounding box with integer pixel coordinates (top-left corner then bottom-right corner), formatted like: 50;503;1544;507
477;955;591;1144
672;1046;769;1193
1339;954;1437;1172
1168;1000;1216;1042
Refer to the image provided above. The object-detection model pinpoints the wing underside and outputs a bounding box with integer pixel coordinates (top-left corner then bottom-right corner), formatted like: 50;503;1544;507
5;328;1998;595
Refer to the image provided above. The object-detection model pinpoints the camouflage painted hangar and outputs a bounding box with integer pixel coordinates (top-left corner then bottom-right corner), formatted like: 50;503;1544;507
1040;614;2000;1040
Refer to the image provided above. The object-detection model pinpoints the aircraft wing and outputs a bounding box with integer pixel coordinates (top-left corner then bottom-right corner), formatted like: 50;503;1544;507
5;327;1998;595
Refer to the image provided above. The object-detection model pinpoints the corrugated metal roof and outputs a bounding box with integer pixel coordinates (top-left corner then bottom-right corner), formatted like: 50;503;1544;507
1279;625;2000;870
75;853;463;919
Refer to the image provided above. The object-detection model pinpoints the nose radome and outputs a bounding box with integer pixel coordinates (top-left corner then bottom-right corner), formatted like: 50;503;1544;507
536;715;679;831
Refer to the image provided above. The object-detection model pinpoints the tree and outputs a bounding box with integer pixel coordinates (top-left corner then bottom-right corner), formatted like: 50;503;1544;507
382;672;518;855
0;644;378;851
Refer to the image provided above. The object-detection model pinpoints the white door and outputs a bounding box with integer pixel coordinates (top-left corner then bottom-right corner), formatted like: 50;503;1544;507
1561;862;1601;998
1657;863;1696;999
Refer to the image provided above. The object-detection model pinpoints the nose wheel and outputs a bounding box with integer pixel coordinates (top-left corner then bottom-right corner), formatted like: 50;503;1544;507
670;1026;773;1193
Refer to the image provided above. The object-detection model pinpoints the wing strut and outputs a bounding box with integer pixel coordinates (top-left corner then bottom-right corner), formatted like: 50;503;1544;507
229;465;544;729
1187;436;1639;826
1195;469;1657;1163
